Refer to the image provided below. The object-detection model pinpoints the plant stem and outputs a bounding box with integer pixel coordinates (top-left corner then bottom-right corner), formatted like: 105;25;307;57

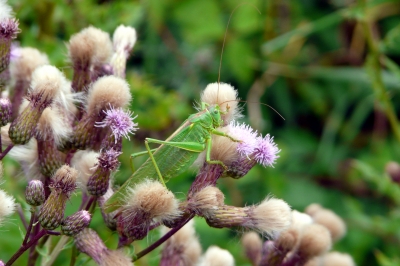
6;229;47;266
132;213;195;262
22;208;36;245
28;235;49;266
16;205;28;231
361;1;400;143
0;144;14;160
45;235;69;266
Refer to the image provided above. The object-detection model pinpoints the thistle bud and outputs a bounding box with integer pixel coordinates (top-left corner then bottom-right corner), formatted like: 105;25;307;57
25;180;45;206
61;210;91;236
38;165;77;230
117;180;180;243
0;97;11;126
9;65;67;144
87;149;121;196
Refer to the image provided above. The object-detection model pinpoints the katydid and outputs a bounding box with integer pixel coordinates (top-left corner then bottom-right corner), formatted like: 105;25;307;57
104;96;240;212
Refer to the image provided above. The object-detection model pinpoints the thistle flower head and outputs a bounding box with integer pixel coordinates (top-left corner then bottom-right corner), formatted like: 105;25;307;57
36;107;72;146
0;97;11;126
97;149;121;171
0;189;15;224
227;121;258;157
25;180;45;206
253;135;280;167
8;139;41;180
61;210;91;236
74;228;108;264
200;83;242;124
87;76;131;116
113;25;137;56
188;186;225;216
199;246;235;266
95;105;138;142
0;18;19;39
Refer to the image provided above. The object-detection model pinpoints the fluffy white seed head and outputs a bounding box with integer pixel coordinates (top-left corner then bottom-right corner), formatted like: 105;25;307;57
201;82;241;124
10;47;49;82
321;252;355;266
241;232;262;265
9;139;41;181
189;186;225;217
291;210;314;232
0;189;15;224
124;179;180;222
91;27;113;66
199;246;235;266
297;224;332;259
100;249;134;266
210;126;239;165
87;76;131;115
113;25;137;54
36;107;72;146
71;150;99;192
275;227;299;252
29;65;68;106
0;0;13;20
253;197;292;236
162;220;202;265
1;123;11;147
312;209;346;242
305;203;323;216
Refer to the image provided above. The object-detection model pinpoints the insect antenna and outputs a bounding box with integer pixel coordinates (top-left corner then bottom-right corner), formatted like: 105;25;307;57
220;99;285;121
217;3;261;103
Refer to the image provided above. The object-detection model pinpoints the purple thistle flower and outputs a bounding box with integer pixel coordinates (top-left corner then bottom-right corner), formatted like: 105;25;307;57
97;148;122;171
95;105;138;142
253;135;280;167
227;121;258;156
0;18;20;40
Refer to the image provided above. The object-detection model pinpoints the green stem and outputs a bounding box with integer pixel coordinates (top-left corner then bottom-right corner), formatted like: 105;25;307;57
360;3;400;143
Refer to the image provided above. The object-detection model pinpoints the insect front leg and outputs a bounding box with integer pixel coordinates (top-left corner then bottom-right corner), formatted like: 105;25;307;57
211;128;242;143
205;137;228;171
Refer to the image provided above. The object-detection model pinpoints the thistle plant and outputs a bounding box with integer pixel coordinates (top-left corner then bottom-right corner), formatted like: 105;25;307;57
0;1;360;266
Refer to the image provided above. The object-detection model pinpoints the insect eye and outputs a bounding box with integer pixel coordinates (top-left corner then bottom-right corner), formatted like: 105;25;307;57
214;110;218;114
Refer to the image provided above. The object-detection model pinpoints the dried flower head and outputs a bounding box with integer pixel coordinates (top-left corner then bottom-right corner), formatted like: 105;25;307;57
61;210;91;236
297;224;332;261
309;208;346;242
111;25;137;78
187;186;225;216
0;17;19;40
321;251;356;266
0;0;13;20
74;228;108;264
98;187;118;230
117;180;180;241
160;220;202;266
25;180;45;206
241;232;262;266
200;83;241;124
87;76;131;115
199;246;235;266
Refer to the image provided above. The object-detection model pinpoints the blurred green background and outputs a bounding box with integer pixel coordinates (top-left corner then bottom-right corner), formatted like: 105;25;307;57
2;0;400;265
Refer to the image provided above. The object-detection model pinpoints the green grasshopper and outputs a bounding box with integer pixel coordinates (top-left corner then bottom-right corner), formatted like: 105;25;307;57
104;98;240;212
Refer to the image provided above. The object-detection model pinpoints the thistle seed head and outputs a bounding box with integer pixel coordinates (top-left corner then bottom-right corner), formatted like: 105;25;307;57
297;224;332;260
0;189;15;224
87;75;131;116
0;0;13;21
308;207;346;242
199;246;235;266
201;83;241;124
241;232;262;266
71;150;99;192
188;186;225;217
113;25;137;56
321;252;355;266
51;165;77;197
9;47;49;82
61;210;91;236
25;180;45;206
